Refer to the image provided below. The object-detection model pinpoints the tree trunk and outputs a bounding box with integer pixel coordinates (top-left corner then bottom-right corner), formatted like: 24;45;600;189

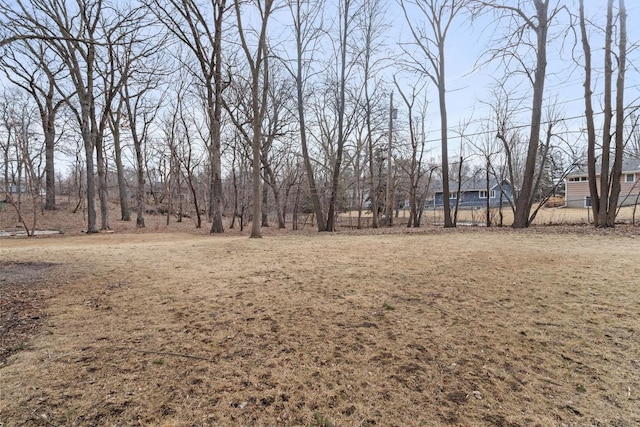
597;0;614;227
297;78;325;231
265;166;286;229
188;174;201;228
579;0;600;226
292;0;325;232
209;0;226;234
326;0;352;232
453;156;463;226
134;138;145;228
43;113;56;210
95;133;110;230
112;118;130;221
235;0;272;238
261;176;269;227
368;137;379;228
513;1;548;228
83;119;98;233
485;161;491;227
386;92;394;227
605;0;626;227
250;133;262;238
208;86;225;233
439;72;453;228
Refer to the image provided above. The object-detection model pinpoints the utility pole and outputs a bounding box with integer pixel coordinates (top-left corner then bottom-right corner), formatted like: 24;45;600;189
386;91;394;226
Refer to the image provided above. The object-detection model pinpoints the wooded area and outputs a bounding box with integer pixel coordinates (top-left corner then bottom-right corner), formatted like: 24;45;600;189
1;0;638;236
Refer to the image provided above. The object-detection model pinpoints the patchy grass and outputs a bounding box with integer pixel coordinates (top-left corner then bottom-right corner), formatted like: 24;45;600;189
0;228;639;426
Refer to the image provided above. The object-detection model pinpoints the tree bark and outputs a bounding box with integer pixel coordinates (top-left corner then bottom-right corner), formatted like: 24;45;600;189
438;62;453;228
95;133;110;230
386;92;394;227
512;0;548;228
134;136;145;228
209;0;226;233
605;0;626;227
581;0;626;228
111;110;130;221
296;53;325;231
579;0;600;226
234;0;273;238
400;0;465;228
326;0;353;232
288;0;326;231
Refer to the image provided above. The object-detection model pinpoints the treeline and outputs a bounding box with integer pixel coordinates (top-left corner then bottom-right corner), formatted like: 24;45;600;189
0;0;637;236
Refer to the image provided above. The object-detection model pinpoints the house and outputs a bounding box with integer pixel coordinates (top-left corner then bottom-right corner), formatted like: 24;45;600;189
432;178;513;209
1;182;29;194
565;158;640;208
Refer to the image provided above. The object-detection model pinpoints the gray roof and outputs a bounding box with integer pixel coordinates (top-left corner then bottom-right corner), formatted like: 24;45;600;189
435;178;509;193
567;157;640;177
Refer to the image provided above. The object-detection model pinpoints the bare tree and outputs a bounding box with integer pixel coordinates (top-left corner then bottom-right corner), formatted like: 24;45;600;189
150;0;227;233
175;94;206;228
4;0;147;232
579;0;628;227
282;0;327;232
475;0;565;228
234;0;276;238
400;0;468;228
108;97;131;221
358;0;391;228
394;77;429;228
122;69;165;228
324;0;362;232
261;71;297;229
0;92;43;235
106;20;165;224
0;40;68;211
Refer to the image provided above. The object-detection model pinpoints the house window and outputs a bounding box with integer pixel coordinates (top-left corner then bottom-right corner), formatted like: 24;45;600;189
568;177;580;182
580;176;588;181
449;192;457;199
479;190;488;199
585;196;592;208
490;190;496;198
625;173;636;183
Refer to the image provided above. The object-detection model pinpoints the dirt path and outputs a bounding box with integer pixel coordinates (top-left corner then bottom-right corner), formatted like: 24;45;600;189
1;230;639;426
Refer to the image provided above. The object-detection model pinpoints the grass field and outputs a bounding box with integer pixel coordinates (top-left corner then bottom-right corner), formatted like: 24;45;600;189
1;225;639;426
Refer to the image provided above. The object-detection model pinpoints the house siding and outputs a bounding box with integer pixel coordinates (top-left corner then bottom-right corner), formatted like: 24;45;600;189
619;173;640;205
433;183;513;209
565;182;591;208
565;172;640;208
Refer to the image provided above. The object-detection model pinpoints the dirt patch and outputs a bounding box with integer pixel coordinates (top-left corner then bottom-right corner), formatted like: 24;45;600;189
0;229;639;426
0;261;58;366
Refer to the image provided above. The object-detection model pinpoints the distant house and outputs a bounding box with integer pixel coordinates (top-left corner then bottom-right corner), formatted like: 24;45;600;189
432;178;513;209
565;158;640;208
1;183;29;194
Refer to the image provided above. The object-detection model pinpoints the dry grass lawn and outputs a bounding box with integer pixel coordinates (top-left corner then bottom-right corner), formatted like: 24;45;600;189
1;224;639;426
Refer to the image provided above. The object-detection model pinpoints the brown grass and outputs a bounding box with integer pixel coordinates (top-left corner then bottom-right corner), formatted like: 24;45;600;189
340;205;639;228
1;221;639;426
